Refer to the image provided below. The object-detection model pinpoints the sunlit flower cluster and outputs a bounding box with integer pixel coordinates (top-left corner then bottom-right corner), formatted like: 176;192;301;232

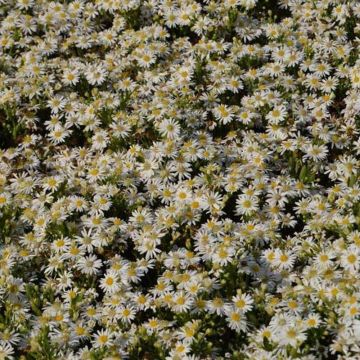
0;0;360;358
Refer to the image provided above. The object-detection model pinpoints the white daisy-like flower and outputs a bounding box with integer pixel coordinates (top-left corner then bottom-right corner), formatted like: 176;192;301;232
85;64;107;85
100;271;120;294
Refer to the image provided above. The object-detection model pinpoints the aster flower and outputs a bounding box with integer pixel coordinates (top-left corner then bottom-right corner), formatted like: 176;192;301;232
93;329;114;348
225;307;248;333
85;64;107;86
100;271;120;294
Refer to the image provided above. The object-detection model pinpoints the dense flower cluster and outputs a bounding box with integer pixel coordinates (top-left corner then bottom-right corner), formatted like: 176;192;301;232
0;0;360;358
